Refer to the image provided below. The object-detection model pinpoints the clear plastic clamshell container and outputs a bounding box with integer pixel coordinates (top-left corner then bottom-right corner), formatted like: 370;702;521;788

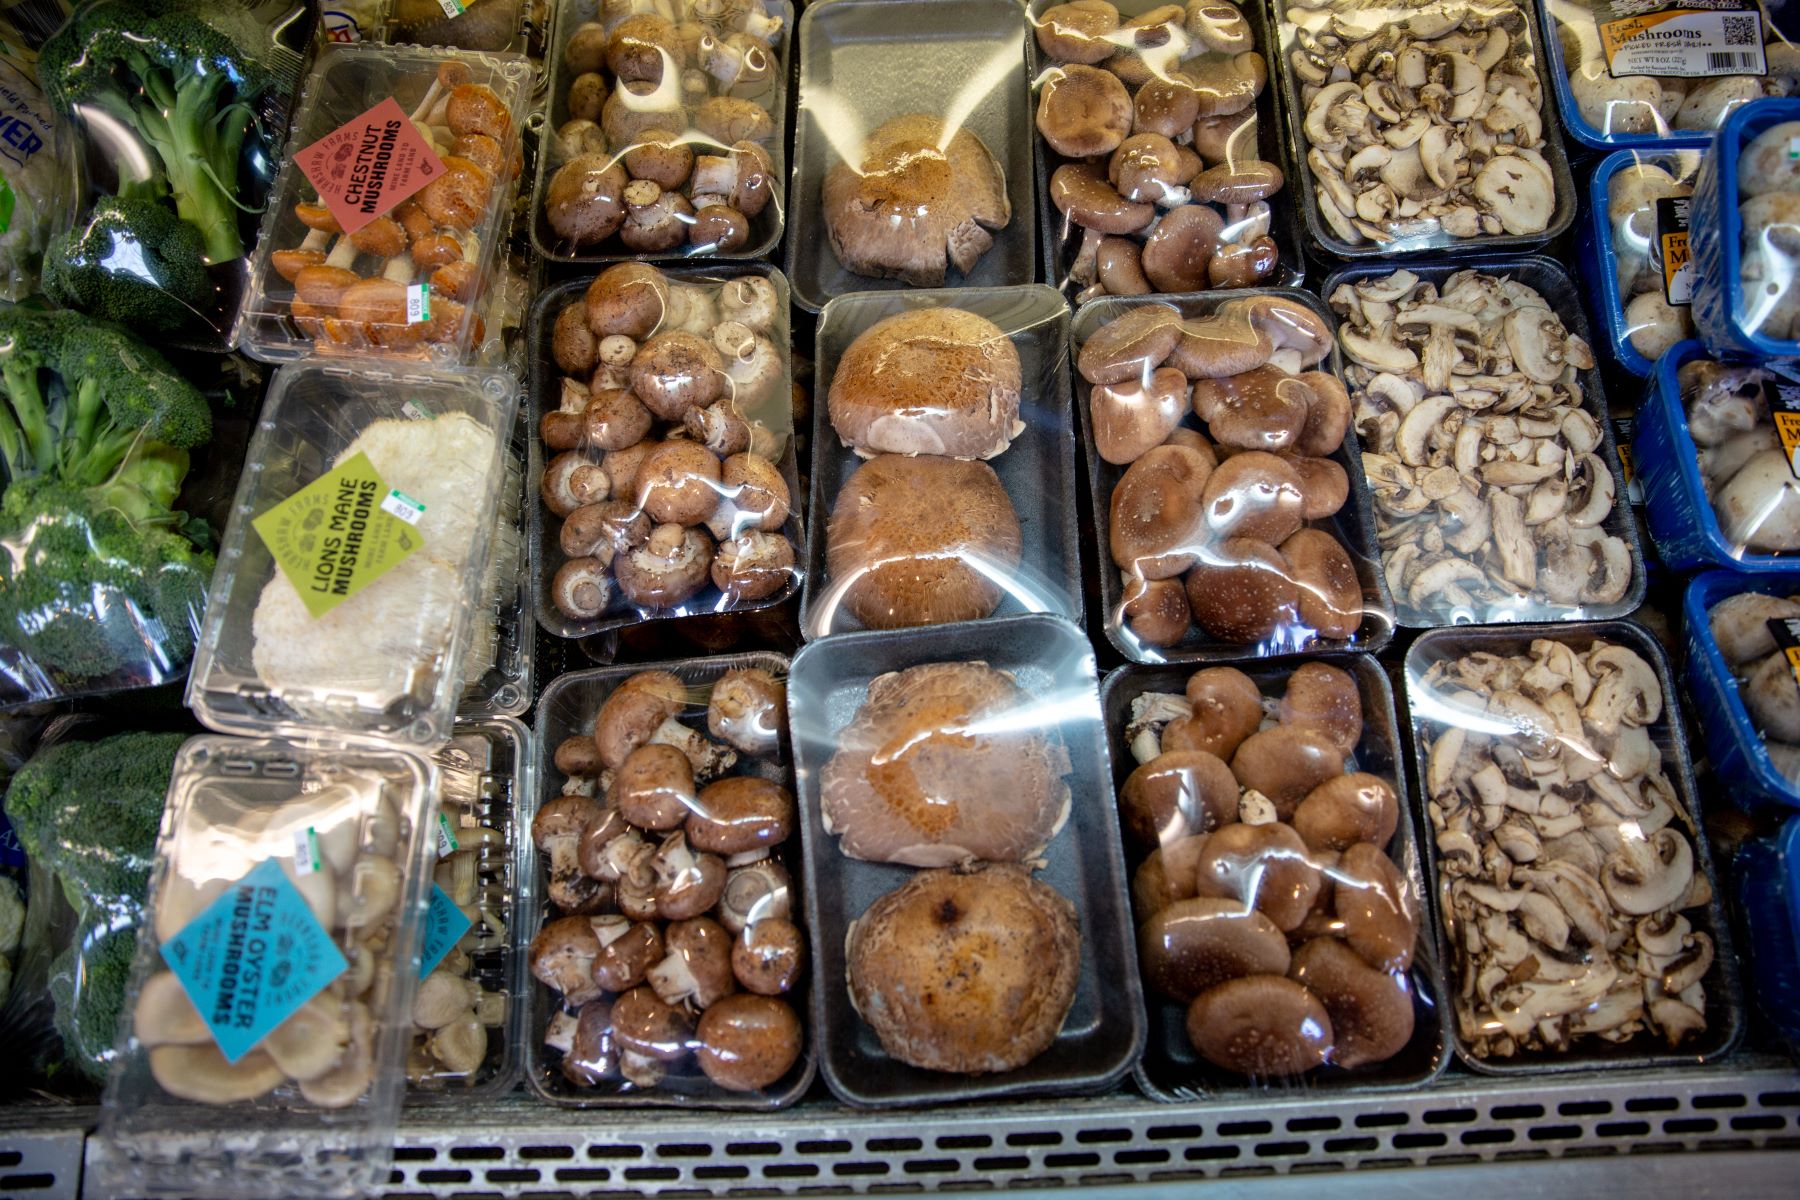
1026;0;1306;304
91;735;436;1200
1322;257;1646;628
801;285;1083;640
1681;570;1800;812
531;0;791;263
380;0;548;58
1101;656;1449;1098
1272;0;1576;260
237;43;533;365
527;264;802;640
1403;622;1744;1073
188;362;518;749
526;653;814;1109
787;615;1144;1107
1580;148;1706;376
1539;0;1794;149
1071;290;1394;663
785;0;1039;312
1690;96;1800;359
461;412;534;718
408;717;533;1100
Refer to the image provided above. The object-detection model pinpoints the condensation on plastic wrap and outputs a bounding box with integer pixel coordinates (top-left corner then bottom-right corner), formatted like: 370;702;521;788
1541;0;1797;148
1690;96;1800;359
237;44;532;366
1325;259;1645;628
787;615;1142;1108
802;285;1082;641
1026;0;1305;304
528;264;801;641
1102;656;1448;1096
92;735;437;1200
1582;148;1704;375
1402;622;1744;1074
39;0;315;352
532;0;789;263
1072;290;1393;664
1273;0;1575;259
526;655;813;1109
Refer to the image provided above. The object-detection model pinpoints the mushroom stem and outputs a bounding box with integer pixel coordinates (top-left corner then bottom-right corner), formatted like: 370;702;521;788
323;234;358;271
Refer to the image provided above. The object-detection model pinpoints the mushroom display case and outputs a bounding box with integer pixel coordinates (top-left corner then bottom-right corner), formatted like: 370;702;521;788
788;614;1144;1108
1026;0;1307;304
785;0;1039;312
1102;655;1450;1098
525;654;814;1110
1578;148;1706;377
1403;622;1745;1074
801;285;1084;640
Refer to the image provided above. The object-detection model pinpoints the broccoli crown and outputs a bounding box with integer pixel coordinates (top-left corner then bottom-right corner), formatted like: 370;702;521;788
50;918;139;1082
43;196;211;335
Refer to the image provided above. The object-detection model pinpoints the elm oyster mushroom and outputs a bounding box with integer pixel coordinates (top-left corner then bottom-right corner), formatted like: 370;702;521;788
1419;638;1718;1058
1677;358;1800;554
822;112;1011;287
1286;0;1554;244
1710;587;1800;788
1330;268;1632;623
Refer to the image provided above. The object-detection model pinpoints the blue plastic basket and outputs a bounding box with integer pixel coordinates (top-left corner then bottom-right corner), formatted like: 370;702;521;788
1682;569;1800;810
1582;149;1708;377
1691;97;1800;359
1538;1;1715;152
1634;339;1800;571
1735;818;1800;1051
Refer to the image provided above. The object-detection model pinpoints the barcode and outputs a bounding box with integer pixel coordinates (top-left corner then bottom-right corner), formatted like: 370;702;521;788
1723;14;1759;45
1708;51;1762;69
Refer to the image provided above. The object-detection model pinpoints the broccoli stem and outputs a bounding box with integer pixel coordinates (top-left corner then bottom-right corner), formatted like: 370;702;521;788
0;360;55;476
130;67;244;264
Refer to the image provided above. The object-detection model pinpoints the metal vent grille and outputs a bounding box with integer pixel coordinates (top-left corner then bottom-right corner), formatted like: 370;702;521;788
0;1119;88;1200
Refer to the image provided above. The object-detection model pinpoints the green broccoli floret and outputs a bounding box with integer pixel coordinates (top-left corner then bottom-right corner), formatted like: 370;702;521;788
42;196;212;334
39;0;270;264
49;921;139;1082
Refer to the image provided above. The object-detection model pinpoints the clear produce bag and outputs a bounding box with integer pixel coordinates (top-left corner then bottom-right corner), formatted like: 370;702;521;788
0;51;65;301
1072;291;1392;662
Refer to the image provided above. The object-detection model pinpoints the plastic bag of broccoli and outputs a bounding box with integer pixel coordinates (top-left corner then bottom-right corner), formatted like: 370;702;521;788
36;0;314;350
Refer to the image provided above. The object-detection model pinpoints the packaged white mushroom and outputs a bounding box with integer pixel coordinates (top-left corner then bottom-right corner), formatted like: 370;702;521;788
1708;586;1800;788
92;737;436;1200
1407;630;1736;1065
1329;266;1639;625
1602;152;1704;366
1279;0;1564;248
1545;0;1799;142
1677;356;1800;555
1715;106;1800;344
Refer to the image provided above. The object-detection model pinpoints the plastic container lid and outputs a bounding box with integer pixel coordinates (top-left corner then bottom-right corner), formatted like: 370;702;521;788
188;362;518;749
1582;148;1705;376
91;735;437;1200
1682;570;1800;811
1690;95;1800;359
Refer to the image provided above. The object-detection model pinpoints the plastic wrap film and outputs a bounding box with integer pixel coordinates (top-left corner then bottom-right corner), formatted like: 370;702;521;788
527;655;812;1109
529;265;800;639
1072;291;1393;663
237;44;531;365
1541;0;1796;148
1581;148;1705;376
1102;657;1448;1096
1325;259;1645;627
0;52;63;300
1690;96;1800;358
789;615;1143;1107
408;718;531;1100
1273;0;1575;258
802;285;1082;640
1027;0;1304;305
383;0;548;57
1682;570;1800;811
187;362;516;748
786;0;1037;311
1403;623;1744;1073
532;0;788;262
37;0;315;352
459;410;532;718
92;735;436;1200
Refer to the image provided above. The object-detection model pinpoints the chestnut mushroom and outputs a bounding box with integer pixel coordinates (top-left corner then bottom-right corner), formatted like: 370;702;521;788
610;743;698;830
717;859;792;934
730;914;807;998
586;262;669;338
530;915;604;1006
687;776;794;856
533;794;609;914
591;917;666;993
611;985;696;1074
551;557;612;621
707;667;786;756
647;916;737;1009
713;531;797;603
594;670;688;769
615;524;715;609
651;831;728;921
560;1000;618;1086
631;331;727;421
695;994;803;1092
636;441;724;526
547;153;630;245
706;452;790;541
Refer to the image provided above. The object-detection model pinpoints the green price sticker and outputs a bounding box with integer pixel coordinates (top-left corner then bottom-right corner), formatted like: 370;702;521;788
251;451;425;619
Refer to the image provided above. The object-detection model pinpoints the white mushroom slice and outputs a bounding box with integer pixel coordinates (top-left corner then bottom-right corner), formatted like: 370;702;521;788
1472;156;1554;236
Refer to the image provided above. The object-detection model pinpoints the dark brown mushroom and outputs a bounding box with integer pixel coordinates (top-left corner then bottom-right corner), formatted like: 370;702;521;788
1333;843;1417;972
647;916;736;1009
591;918;666;993
1288;936;1414;1069
1162;666;1263;760
687;776;795;856
731;917;806;996
533;795;609;914
1119;749;1241;850
1184;537;1299;644
652;831;728;920
1293;773;1399;854
1139;896;1292;1002
1192;821;1322;931
695;994;803;1092
530;916;604;1006
1185;974;1334;1076
1278;662;1363;755
1228;726;1345;818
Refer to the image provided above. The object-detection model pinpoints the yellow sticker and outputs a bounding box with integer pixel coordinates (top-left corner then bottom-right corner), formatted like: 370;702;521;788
1775;411;1800;474
1786;644;1800;691
251;451;425;618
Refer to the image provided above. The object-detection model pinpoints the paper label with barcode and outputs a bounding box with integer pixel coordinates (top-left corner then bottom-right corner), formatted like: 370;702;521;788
1594;1;1766;79
381;488;427;525
435;812;460;859
435;0;467;16
406;282;431;324
293;827;322;876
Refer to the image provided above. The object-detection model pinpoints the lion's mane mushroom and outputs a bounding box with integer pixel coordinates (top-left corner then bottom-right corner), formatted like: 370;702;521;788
825;454;1023;629
821;661;1071;865
846;862;1080;1074
823;113;1011;286
828;308;1024;459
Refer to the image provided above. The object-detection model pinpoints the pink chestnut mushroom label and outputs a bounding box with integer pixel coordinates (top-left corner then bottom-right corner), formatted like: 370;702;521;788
297;97;445;235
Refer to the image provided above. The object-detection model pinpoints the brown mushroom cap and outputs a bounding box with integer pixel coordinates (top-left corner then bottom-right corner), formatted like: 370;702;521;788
631;331;727;422
1190;160;1284;205
636;441;724;526
1193;366;1310;454
1333;842;1418;972
1139;896;1292;1003
1159;667;1264;760
623;130;695;190
1209;236;1281;289
713;531;797;603
1185;975;1334;1076
1122;575;1193;648
1293;773;1398;854
592;920;666;993
1278;662;1363;756
611;985;695;1063
828;307;1024;460
1283;454;1350;520
1119;749;1240;849
1192;821;1322;931
530;915;604;1005
1096;236;1153;295
610;743;698;830
1228;726;1345;818
718;860;793;935
1132;833;1210;919
707;667;787;757
1192;109;1258;165
846;863;1080;1074
1201;450;1305;544
1078;304;1183;385
1184;537;1298;644
1109;444;1213;578
732;917;806;996
1288;937;1414;1069
1167;310;1274;377
826;455;1023;629
1037;64;1134;158
1280;528;1363;641
586;262;669;338
562;999;618;1086
696;994;804;1092
594;670;687;769
1051;161;1157;236
1141;204;1225;293
687;775;795;856
1134;76;1203;139
1035;0;1122;63
1292;371;1351;457
1240;295;1333;367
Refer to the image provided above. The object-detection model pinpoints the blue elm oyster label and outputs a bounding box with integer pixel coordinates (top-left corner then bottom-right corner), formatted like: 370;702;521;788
160;858;348;1063
418;883;473;978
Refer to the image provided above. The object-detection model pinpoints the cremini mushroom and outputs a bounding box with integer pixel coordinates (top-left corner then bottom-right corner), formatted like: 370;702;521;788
695;993;802;1092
